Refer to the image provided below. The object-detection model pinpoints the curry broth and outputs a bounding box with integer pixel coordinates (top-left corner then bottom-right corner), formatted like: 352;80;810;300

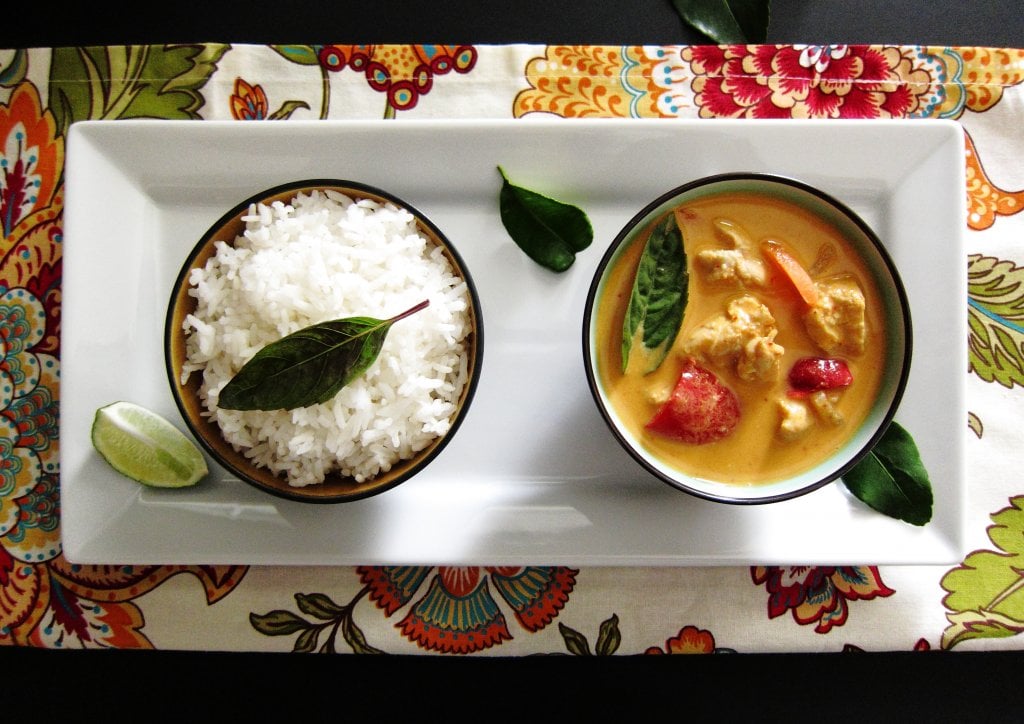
596;191;887;485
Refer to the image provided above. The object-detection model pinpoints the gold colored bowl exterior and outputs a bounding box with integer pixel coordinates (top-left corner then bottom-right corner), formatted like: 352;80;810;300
165;180;482;503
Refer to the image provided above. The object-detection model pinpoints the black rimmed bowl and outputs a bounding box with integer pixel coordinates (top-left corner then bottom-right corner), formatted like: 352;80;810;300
582;172;911;504
165;179;483;503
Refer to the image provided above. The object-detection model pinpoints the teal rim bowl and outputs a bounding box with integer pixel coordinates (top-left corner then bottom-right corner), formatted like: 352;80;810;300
582;172;912;505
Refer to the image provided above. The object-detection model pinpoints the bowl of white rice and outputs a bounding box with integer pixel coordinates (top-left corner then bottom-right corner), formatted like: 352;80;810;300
165;180;482;503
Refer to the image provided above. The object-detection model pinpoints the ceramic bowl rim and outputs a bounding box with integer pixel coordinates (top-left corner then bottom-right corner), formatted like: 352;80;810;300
164;178;484;504
581;171;913;505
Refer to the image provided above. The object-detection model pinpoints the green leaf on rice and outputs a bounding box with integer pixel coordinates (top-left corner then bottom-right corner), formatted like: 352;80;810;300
218;300;429;411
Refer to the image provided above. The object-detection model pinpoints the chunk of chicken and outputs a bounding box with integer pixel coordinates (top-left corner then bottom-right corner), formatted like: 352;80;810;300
809;390;845;426
804;275;867;355
682;294;784;382
693;219;767;287
695;249;768;286
777;397;811;440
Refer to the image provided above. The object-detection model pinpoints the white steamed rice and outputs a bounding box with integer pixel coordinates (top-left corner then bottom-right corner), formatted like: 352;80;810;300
180;188;472;487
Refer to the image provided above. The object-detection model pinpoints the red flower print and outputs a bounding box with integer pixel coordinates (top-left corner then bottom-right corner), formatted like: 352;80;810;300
315;44;477;116
752;565;895;634
645;625;718;654
0;84;61;240
682;44;935;119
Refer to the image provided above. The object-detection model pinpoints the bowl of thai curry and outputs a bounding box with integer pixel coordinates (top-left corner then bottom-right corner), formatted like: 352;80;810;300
583;173;911;504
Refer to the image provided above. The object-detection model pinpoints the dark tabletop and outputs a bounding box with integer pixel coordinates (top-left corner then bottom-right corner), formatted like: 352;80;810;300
3;0;1022;49
4;1;1023;719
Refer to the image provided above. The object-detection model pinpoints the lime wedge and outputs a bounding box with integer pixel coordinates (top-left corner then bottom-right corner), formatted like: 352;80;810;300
91;401;208;488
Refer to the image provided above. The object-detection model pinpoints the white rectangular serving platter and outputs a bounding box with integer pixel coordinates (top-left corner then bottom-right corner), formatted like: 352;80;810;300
60;117;967;566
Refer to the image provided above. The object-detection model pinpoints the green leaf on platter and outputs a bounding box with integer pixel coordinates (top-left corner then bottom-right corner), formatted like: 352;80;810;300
218;300;429;411
269;45;322;66
841;421;933;526
621;211;689;374
940;496;1024;649
671;0;771;44
497;166;594;272
48;44;229;132
968;254;1024;389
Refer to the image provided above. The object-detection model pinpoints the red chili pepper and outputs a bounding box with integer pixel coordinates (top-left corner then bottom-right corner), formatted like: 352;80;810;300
788;357;853;393
646;358;740;444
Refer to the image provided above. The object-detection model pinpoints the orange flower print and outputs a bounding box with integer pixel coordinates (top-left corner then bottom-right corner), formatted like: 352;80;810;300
228;77;309;121
0;83;62;350
645;625;719;654
964;130;1024;230
0;81;248;648
515;45;651;119
752;565;894;634
230;78;269;120
0;88;64;649
1;83;61;242
683;44;937;119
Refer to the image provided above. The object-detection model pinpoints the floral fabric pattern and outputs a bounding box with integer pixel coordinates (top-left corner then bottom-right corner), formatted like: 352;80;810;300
1;41;1023;655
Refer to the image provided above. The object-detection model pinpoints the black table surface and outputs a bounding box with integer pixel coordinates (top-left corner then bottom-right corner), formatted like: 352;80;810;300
2;0;1022;48
3;1;1024;719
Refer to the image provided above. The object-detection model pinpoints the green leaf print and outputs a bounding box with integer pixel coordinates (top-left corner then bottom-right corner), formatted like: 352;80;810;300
558;621;592;655
968;254;1024;389
269;99;311;120
269;45;330;118
968;411;984;439
0;49;28;88
940;496;1024;649
269;45;321;65
249;589;384;654
47;44;229;132
595;614;622;656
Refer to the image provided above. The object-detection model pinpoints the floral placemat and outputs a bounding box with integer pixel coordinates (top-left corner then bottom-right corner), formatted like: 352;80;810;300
3;43;1024;655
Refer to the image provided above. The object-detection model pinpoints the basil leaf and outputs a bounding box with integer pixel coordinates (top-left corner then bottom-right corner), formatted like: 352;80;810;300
842;421;933;526
621;212;689;374
497;166;593;272
218;300;428;411
671;0;771;44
